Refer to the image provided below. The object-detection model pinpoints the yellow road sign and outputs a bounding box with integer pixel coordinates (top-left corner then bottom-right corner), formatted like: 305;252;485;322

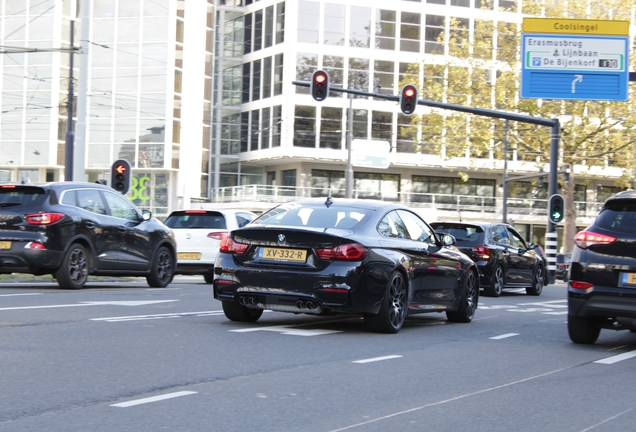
522;18;629;36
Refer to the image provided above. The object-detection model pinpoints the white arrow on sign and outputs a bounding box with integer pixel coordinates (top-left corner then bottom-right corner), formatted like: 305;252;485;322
571;75;583;93
0;300;178;311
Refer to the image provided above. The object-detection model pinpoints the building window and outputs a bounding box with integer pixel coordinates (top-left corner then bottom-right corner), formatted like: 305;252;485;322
264;6;274;48
240;112;249;152
221;113;240;154
397;114;416;153
323;55;344;98
243;13;252;54
373;60;394;97
451;0;472;6
276;2;285;44
242;63;250;103
350;108;368;140
375;10;396;50
298;1;319;43
261;107;270;149
412;176;495;207
427;0;446;4
499;0;517;11
400;12;421;53
272;105;282;147
254;9;263;51
425;15;445;54
311;169;345;197
356;172;400;201
294;105;316;147
263;57;272;99
296;53;318;94
274;54;284;96
282;169;296;187
320;107;343;149
371;111;392;141
324;3;345;46
348;57;369;96
250;110;259;150
450;17;470;50
252;59;261;101
349;6;370;48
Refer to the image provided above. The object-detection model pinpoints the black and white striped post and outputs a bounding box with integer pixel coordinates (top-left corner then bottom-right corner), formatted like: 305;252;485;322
545;120;561;285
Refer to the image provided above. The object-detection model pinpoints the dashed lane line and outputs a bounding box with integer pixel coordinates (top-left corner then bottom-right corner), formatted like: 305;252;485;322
111;391;197;408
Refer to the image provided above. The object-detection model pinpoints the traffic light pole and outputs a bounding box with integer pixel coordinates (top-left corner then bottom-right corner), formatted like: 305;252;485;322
293;78;561;283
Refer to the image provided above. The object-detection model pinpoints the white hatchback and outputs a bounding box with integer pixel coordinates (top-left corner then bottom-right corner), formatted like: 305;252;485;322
164;209;257;283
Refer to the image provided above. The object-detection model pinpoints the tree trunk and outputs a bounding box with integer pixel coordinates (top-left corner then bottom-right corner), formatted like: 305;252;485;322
563;175;577;254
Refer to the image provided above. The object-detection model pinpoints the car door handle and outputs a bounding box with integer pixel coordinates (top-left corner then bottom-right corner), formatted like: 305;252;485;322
118;227;127;233
85;222;95;229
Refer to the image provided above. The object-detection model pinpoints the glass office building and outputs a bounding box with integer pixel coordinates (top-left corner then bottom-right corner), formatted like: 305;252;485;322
0;0;625;227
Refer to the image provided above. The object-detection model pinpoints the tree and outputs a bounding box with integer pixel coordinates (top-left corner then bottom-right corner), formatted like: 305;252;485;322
401;0;636;252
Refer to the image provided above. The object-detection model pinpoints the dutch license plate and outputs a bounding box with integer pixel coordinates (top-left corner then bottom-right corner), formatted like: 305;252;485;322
178;252;201;260
622;273;636;285
0;241;11;250
260;247;307;262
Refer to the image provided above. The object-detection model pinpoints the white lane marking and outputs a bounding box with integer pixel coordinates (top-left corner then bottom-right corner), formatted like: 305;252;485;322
489;333;519;340
0;293;42;297
518;300;566;307
92;311;223;322
328;366;570;432
111;391;197;408
0;299;178;311
594;350;636;365
352;355;403;364
579;407;635;432
231;325;342;336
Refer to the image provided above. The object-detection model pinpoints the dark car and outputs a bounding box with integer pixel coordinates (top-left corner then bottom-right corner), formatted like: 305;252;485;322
556;253;572;282
0;182;176;289
568;191;636;344
430;221;545;297
213;198;479;334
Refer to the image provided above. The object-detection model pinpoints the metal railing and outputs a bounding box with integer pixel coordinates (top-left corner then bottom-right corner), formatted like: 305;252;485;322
211;185;603;220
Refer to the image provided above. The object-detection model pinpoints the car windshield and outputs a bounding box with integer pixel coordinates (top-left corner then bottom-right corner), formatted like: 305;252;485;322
164;212;227;229
252;204;370;229
430;223;484;246
0;186;47;207
596;200;636;234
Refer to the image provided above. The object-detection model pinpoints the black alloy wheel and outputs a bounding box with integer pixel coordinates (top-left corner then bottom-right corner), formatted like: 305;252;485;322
222;301;263;322
447;270;478;323
568;315;601;344
526;266;544;296
364;271;408;334
55;243;89;290
146;246;175;288
484;265;504;297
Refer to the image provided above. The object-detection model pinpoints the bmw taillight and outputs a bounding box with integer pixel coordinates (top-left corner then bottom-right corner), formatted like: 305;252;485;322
24;212;64;225
315;243;367;261
219;237;249;254
474;245;490;260
574;231;617;249
208;231;228;241
25;242;46;250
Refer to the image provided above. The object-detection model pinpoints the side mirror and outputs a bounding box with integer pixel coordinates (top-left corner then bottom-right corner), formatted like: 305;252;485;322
440;233;456;246
142;209;152;221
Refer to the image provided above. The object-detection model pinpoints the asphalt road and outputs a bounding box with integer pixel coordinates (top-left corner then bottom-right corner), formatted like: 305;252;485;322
1;277;635;432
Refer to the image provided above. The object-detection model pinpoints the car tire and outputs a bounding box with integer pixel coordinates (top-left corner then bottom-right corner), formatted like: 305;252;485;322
54;243;89;290
146;246;175;288
222;301;263;322
203;273;214;284
364;271;408;334
446;269;478;323
484;265;504;297
568;315;600;344
526;266;544;296
562;272;569;283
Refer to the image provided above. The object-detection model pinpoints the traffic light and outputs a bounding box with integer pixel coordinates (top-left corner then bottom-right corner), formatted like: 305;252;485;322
549;194;565;224
310;70;330;101
399;84;418;115
111;159;131;195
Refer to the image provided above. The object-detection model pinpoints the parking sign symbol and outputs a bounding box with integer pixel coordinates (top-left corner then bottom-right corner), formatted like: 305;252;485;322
532;57;541;67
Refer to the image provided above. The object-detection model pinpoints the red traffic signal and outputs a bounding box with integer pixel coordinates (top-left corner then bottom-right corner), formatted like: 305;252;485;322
399;84;418;115
310;70;330;102
110;159;132;195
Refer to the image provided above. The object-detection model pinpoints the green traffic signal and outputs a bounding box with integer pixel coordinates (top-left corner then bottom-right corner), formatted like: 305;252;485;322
549;194;564;223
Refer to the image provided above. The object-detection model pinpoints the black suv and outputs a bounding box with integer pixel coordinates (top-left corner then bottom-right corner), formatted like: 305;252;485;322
0;182;176;289
556;253;571;282
430;222;546;297
568;191;636;344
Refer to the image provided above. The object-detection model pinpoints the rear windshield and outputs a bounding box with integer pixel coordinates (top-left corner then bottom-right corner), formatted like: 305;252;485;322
596;201;636;233
0;186;47;207
430;223;484;246
252;205;370;229
165;212;227;229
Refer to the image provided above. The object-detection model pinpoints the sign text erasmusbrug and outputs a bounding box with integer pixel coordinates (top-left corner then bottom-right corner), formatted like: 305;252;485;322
521;18;629;101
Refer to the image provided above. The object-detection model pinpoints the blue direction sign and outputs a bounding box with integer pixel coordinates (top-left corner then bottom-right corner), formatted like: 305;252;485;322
521;33;629;101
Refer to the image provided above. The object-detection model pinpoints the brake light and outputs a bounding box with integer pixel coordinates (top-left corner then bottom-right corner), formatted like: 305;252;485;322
219;237;249;254
574;231;617;249
184;210;207;214
474;245;490;260
25;242;46;250
24;212;64;225
315;243;367;261
208;231;228;241
1;185;16;188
